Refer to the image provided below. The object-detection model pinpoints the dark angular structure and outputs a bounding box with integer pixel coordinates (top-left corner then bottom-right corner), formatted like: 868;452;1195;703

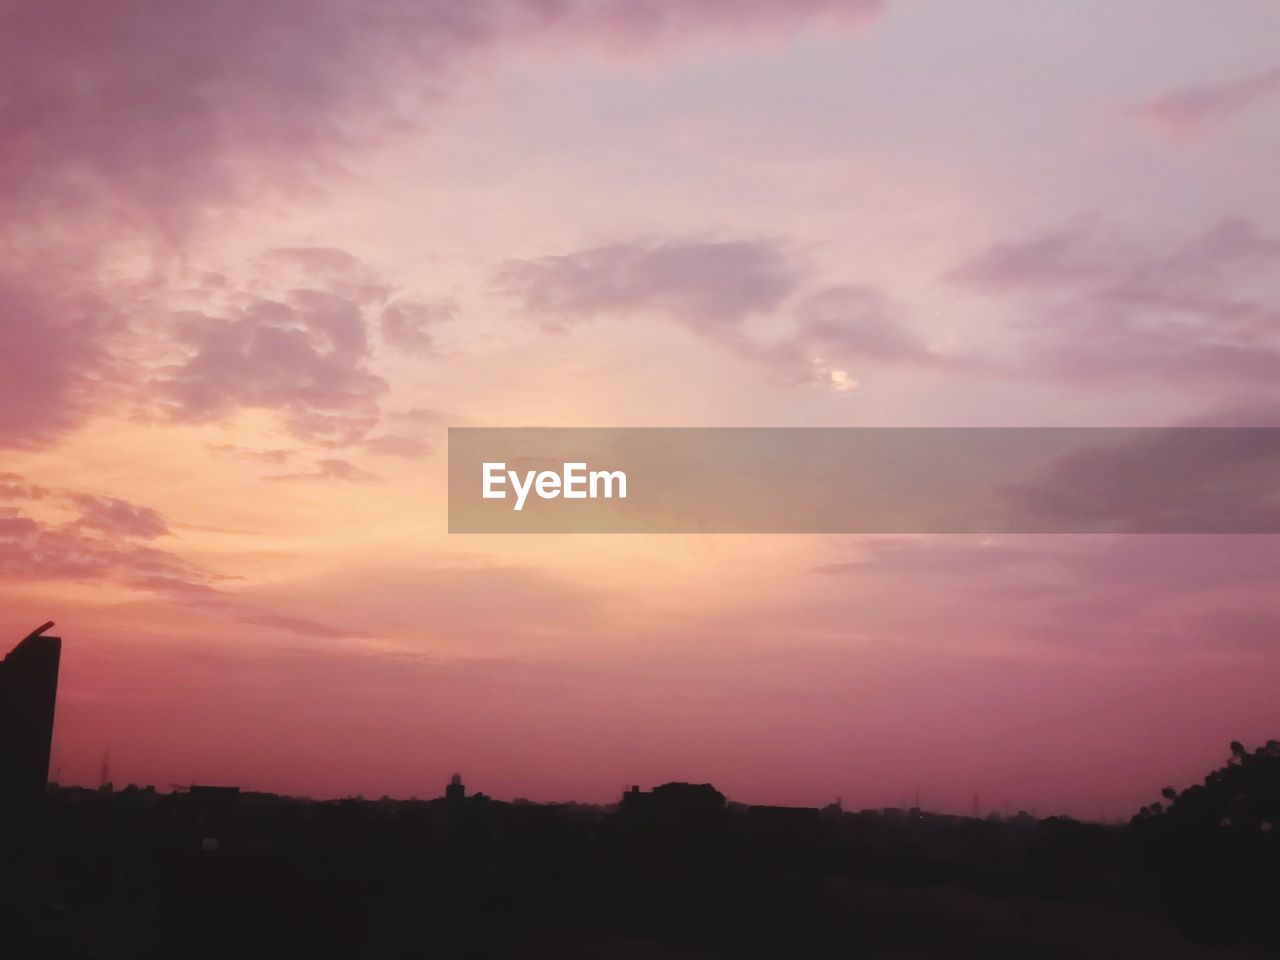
0;622;62;817
619;781;726;838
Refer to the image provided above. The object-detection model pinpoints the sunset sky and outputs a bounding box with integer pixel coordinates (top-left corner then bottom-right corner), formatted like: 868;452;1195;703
3;0;1280;819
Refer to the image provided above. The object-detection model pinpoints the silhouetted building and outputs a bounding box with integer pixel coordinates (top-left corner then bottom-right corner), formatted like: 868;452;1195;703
445;772;465;804
0;622;61;818
619;782;725;838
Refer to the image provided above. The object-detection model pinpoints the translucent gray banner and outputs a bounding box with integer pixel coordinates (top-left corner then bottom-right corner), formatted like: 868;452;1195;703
448;428;1280;533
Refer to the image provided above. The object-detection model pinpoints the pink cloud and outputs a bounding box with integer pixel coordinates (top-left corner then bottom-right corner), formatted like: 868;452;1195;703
0;276;123;449
501;239;976;385
774;285;956;372
1130;65;1280;138
542;0;883;55
951;219;1280;391
206;445;297;465
151;248;474;446
161;290;387;444
380;299;457;355
68;494;170;540
0;473;50;501
497;238;801;332
266;458;383;483
2;0;883;234
236;612;353;641
361;434;432;459
0;475;371;639
0;498;202;588
0;0;883;450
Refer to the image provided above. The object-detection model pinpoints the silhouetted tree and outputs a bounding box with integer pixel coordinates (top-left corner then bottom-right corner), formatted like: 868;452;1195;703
1132;740;1280;948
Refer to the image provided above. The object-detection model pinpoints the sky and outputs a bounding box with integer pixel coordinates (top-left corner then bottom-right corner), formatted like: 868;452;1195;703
2;0;1280;819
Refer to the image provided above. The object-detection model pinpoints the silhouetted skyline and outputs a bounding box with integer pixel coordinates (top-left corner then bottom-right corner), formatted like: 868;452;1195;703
5;0;1280;823
2;624;1277;957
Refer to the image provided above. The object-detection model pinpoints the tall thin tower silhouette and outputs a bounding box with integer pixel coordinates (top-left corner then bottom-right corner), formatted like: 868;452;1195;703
0;622;62;818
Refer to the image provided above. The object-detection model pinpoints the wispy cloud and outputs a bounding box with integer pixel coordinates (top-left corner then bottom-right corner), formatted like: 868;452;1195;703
160;289;388;445
499;238;975;390
0;474;370;639
497;238;800;333
951;218;1280;391
1130;65;1280;138
380;300;457;355
0;0;882;451
266;459;383;483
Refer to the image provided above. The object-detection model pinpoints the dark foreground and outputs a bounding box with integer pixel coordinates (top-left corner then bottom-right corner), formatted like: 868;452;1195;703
3;742;1279;959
